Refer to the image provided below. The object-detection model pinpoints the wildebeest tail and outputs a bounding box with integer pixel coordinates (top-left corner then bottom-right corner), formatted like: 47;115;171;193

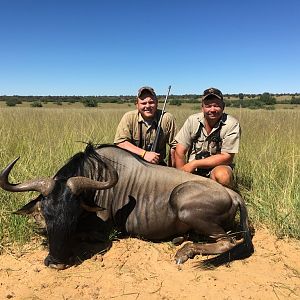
236;193;254;255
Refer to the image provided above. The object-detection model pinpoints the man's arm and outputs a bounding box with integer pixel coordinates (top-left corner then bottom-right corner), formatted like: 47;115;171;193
162;112;177;167
181;152;234;173
116;141;145;157
114;112;160;164
116;141;160;164
175;143;234;173
174;143;188;169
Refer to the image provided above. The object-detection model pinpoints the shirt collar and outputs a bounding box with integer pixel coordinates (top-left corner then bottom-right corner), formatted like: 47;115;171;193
198;112;227;128
137;110;160;126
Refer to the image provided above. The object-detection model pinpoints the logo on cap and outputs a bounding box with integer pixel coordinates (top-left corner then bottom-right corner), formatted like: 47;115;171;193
202;87;223;101
137;86;157;99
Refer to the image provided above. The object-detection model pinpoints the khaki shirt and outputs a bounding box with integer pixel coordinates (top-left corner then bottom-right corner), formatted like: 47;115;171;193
114;109;177;163
175;112;240;162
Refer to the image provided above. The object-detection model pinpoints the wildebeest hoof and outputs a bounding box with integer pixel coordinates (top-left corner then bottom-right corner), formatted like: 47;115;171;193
49;263;68;270
44;254;70;270
172;236;185;245
175;255;189;265
175;242;196;264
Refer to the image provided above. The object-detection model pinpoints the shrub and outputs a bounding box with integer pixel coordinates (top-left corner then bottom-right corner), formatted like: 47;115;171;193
291;97;300;104
31;101;43;107
6;99;18;106
259;93;276;105
169;99;182;106
82;98;98;107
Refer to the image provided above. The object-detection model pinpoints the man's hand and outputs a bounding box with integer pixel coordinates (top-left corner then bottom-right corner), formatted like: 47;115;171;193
181;161;196;173
144;151;160;164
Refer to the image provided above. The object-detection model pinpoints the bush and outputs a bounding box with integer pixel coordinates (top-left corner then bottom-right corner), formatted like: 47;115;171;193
82;98;98;107
169;99;182;106
6;99;17;106
31;101;43;107
246;100;264;109
291;97;300;104
259;93;276;105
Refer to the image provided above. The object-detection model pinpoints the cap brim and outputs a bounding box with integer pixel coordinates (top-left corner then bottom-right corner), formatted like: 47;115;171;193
202;93;223;101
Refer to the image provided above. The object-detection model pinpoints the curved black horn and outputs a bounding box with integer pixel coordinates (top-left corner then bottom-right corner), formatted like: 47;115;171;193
66;160;118;195
0;158;55;196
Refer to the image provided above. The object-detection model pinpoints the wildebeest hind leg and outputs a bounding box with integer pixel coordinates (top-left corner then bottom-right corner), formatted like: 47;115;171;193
175;235;244;264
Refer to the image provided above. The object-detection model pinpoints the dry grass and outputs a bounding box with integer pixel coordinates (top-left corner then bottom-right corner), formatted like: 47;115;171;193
0;104;299;247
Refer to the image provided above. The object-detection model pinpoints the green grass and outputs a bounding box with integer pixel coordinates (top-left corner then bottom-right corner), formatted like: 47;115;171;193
234;109;300;238
0;104;299;249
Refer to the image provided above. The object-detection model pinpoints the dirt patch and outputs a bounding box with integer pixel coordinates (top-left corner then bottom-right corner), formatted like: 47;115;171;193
0;228;299;300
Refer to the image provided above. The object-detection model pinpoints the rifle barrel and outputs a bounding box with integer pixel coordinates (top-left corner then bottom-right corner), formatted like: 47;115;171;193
151;85;171;152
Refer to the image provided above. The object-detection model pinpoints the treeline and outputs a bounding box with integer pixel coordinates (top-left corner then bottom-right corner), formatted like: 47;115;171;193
1;93;300;108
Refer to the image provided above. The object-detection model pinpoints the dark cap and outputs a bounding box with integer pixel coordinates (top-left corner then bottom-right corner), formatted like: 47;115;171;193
137;86;157;99
202;87;223;102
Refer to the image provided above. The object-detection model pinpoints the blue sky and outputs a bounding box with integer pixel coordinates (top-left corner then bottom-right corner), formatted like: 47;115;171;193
1;0;299;96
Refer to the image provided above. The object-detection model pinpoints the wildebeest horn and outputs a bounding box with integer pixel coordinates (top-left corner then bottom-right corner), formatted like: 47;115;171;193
66;161;118;195
0;158;55;196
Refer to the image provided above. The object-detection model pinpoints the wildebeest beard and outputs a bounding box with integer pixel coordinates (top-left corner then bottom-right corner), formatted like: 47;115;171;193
42;145;107;265
42;182;82;265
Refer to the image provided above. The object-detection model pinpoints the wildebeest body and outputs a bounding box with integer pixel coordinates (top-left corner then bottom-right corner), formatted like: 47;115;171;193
0;144;254;269
92;146;235;240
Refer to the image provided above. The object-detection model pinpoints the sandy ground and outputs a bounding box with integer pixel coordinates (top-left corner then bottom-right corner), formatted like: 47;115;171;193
0;227;299;300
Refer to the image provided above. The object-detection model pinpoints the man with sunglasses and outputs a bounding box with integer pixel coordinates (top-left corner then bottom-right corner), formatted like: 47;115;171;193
114;86;177;166
174;87;240;188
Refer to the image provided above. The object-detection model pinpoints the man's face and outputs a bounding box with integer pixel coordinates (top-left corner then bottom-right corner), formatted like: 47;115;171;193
136;92;158;120
202;97;224;122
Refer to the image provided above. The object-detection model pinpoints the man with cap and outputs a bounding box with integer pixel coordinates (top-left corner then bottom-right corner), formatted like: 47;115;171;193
174;87;240;188
114;86;177;166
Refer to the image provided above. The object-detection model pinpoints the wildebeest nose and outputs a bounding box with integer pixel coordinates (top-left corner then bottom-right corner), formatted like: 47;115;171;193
44;254;69;270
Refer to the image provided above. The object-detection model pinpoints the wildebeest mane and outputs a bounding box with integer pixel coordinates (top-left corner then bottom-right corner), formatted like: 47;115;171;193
94;143;149;165
53;143;109;181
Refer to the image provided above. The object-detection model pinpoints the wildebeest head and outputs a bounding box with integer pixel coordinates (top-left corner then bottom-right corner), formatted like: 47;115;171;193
0;147;118;270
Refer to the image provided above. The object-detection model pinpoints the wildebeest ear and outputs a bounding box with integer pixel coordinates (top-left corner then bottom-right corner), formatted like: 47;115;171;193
80;201;110;221
80;200;107;213
96;210;110;222
13;196;42;216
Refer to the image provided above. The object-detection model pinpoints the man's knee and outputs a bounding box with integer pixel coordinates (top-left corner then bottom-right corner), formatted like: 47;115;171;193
210;165;234;188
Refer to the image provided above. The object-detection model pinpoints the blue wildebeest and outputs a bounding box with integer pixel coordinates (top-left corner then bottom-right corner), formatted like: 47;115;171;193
0;144;254;269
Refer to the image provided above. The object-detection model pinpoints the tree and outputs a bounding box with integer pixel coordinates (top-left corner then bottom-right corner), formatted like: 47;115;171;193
238;93;244;100
259;93;276;105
